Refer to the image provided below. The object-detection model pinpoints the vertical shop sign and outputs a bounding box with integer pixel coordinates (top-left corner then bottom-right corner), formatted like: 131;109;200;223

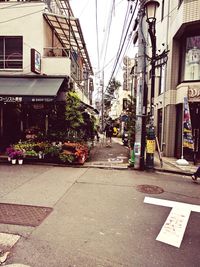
31;49;41;74
183;97;194;150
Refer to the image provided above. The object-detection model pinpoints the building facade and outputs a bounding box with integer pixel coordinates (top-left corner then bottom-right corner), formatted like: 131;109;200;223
146;0;200;161
0;0;94;150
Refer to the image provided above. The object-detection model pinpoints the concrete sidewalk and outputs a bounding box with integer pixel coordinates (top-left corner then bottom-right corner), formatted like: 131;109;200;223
0;137;197;176
87;137;197;176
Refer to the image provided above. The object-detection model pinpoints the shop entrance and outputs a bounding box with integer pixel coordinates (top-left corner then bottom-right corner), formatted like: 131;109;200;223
190;102;200;161
1;104;21;150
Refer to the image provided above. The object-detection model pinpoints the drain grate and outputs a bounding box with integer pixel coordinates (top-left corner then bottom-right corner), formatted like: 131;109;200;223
0;203;53;227
136;184;164;194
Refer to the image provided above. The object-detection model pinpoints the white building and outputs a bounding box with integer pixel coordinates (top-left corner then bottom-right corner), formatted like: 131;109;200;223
144;0;200;161
0;0;94;150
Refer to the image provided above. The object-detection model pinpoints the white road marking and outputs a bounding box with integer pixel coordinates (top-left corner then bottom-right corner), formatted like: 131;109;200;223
0;232;20;249
108;158;123;163
4;265;31;267
144;197;200;247
144;197;200;212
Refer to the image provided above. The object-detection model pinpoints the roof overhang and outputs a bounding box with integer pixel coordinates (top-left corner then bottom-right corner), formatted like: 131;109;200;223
43;12;93;76
81;101;99;114
0;77;65;103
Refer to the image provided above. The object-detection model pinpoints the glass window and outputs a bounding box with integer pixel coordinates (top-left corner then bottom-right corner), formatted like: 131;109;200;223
184;36;200;81
0;36;23;70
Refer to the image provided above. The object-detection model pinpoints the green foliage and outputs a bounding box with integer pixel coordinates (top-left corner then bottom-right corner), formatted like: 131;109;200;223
107;78;121;95
104;78;121;110
25;150;38;157
44;146;61;157
65;91;84;130
59;151;75;163
126;95;136;148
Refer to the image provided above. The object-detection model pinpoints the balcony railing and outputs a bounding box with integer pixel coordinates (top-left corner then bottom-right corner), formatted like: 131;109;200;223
43;47;70;58
42;47;71;76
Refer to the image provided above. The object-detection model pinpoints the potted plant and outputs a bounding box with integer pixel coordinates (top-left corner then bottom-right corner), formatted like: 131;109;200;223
6;147;15;162
74;144;88;164
59;150;75;163
8;149;24;165
16;150;24;164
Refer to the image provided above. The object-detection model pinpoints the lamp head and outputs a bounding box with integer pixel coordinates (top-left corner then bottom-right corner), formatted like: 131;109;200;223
144;0;160;23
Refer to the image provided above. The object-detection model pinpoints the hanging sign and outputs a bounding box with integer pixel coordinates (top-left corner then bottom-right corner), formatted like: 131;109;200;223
183;97;194;149
31;48;41;74
146;140;155;153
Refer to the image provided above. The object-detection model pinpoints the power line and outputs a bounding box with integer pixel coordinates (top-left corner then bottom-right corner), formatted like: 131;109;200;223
95;0;100;72
105;0;139;92
110;0;132;78
101;0;116;70
77;0;90;17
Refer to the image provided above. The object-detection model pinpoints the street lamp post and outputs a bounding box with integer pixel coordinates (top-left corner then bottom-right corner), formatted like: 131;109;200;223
144;0;160;170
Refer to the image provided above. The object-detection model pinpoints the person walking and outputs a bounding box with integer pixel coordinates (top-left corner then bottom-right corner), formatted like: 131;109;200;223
191;166;200;181
104;122;114;147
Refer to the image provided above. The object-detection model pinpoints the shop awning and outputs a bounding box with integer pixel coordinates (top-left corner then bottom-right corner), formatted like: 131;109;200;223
0;77;65;103
81;101;99;114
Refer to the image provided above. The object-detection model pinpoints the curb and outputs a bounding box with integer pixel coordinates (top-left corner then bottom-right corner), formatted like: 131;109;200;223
154;167;193;176
0;159;194;175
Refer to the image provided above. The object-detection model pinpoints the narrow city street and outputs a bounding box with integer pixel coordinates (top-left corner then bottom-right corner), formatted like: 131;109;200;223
0;140;200;267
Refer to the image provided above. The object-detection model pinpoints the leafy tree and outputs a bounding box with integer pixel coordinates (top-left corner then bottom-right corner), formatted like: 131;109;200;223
104;78;121;110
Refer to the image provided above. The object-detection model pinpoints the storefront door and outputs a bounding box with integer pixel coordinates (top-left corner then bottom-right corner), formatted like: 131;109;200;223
1;104;21;150
190;103;200;161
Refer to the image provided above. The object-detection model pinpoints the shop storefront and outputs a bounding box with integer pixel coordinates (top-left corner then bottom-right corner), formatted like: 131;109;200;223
0;77;67;151
175;86;200;162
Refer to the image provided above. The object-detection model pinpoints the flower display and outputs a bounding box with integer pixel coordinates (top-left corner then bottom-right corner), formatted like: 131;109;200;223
6;148;24;159
6;140;89;165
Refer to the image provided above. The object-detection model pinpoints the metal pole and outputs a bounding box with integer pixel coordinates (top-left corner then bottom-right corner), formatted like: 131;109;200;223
101;70;104;131
134;5;147;170
145;20;156;170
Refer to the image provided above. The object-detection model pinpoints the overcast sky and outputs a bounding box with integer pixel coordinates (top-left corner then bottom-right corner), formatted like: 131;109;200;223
70;0;135;88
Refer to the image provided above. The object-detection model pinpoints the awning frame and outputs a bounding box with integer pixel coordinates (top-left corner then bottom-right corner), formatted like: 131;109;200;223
43;10;93;76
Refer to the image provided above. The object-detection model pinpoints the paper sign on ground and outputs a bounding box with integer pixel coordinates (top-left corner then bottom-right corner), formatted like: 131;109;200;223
156;207;191;248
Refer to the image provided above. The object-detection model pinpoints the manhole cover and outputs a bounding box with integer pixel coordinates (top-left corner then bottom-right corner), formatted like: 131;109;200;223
136;184;164;194
0;203;53;227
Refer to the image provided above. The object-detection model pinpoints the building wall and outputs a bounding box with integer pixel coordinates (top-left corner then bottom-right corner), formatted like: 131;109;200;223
153;0;200;157
0;2;45;75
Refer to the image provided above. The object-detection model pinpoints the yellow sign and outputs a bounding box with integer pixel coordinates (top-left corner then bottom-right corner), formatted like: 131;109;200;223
146;140;155;153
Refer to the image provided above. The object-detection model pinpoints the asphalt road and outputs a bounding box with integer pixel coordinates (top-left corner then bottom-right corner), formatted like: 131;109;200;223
0;165;200;267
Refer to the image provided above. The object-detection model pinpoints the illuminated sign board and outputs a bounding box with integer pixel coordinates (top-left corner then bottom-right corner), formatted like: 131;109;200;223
31;48;41;74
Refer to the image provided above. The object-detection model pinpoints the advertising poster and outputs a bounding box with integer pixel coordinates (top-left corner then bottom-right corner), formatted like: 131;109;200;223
183;97;194;150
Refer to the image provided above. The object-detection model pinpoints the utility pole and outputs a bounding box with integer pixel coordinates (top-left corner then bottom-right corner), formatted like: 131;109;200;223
134;1;147;170
101;70;104;131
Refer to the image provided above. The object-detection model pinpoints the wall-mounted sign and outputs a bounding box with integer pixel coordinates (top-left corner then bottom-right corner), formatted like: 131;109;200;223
0;96;22;103
188;86;200;101
0;96;54;103
31;48;41;74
